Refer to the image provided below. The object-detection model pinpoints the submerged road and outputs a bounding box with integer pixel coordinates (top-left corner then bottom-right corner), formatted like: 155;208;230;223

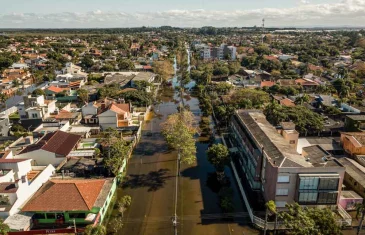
116;85;257;235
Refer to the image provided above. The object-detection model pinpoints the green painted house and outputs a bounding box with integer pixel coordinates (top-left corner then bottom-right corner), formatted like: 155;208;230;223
21;178;117;226
345;115;365;132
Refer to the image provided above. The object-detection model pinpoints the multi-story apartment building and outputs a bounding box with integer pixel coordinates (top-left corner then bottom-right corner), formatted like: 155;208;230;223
199;44;237;61
229;110;345;209
200;46;211;60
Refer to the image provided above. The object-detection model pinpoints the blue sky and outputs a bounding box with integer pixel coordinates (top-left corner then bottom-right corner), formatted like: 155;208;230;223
1;0;365;28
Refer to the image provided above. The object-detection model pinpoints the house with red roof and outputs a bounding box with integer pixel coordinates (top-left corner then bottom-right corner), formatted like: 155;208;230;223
295;78;319;92
97;103;132;130
0;158;55;218
21;178;116;226
15;130;82;166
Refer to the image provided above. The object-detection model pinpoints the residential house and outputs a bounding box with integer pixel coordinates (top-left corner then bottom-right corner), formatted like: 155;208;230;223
17;95;57;129
21;178;116;226
338;157;365;199
295;78;319;92
229;110;345;210
272;96;296;107
0;116;10;137
260;81;275;88
0;157;55;218
340;132;365;156
98;103;132;130
53;109;81;125
82;102;101;125
44;86;70;100
15;130;82;166
344;115;365;132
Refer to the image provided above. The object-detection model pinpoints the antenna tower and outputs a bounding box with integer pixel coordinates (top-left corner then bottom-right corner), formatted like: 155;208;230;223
261;18;265;44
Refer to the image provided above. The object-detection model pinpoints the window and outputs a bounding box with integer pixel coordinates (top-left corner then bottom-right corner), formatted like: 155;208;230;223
289;140;295;144
69;213;86;219
277;175;290;183
276;188;289;196
32;113;38;118
298;192;318;204
317;192;338;204
299;177;319;190
275;201;287;208
46;213;56;219
21;175;26;183
34;213;46;219
318;178;339;190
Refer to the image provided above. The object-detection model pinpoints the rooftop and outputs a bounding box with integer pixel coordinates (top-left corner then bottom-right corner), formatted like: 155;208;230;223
342;132;365;146
235;110;310;168
18;130;81;156
22;179;107;212
346;115;365;121
0;183;17;193
341;190;362;199
302;145;342;167
338;158;365;187
4;213;34;231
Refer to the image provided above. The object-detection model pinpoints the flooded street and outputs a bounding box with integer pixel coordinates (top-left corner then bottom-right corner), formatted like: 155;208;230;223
106;57;255;234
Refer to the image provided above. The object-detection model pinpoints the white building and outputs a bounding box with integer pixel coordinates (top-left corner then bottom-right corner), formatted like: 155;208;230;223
98;103;132;130
200;46;211;60
0;154;55;218
17;95;56;120
14;131;82;166
227;46;237;60
61;62;83;75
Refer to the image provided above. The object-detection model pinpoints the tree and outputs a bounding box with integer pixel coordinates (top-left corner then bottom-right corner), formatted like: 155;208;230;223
264;103;324;135
207;144;230;174
161;110;197;166
228;61;241;75
279;203;341;235
84;224;106;235
152;60;174;81
102;128;129;176
0;218;9;235
228;89;270;108
118;59;135;70
81;56;94;70
76;88;89;103
294;94;309;105
118;195;132;217
104;139;130;176
264;200;277;235
32;88;46;96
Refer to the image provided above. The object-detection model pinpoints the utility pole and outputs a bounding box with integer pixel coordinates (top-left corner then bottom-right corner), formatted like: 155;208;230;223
73;218;77;234
173;149;180;235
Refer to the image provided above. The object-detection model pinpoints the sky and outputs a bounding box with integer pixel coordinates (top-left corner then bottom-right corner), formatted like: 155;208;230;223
0;0;365;28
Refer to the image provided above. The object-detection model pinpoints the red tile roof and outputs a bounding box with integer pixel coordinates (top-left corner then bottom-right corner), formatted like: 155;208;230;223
260;81;275;87
280;98;296;107
18;131;81;156
46;86;64;93
55;110;74;119
22;179;106;212
0;183;18;193
109;103;130;115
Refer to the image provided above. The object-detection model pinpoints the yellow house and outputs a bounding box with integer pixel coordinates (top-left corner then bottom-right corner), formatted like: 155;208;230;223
340;132;365;156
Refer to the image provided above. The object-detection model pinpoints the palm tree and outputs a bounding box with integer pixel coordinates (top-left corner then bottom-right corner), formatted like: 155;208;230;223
356;203;365;235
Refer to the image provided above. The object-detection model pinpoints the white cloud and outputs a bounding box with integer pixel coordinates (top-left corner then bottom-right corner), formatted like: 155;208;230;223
1;0;365;28
300;0;310;4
